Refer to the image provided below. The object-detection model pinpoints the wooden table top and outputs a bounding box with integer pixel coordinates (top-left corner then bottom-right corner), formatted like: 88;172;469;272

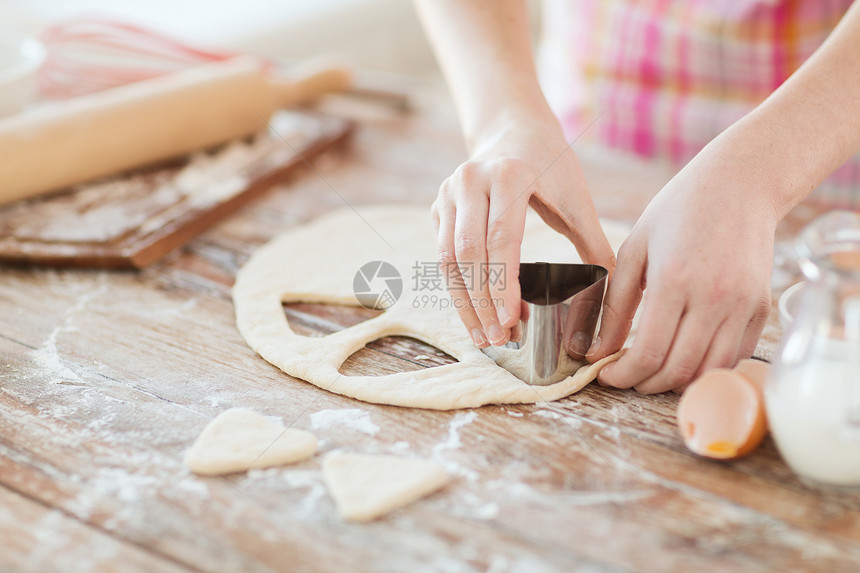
1;82;858;573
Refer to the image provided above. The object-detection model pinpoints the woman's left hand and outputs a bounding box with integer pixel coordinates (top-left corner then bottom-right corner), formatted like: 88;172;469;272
586;140;779;393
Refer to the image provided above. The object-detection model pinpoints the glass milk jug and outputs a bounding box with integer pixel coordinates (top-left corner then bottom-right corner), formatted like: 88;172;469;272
767;211;860;487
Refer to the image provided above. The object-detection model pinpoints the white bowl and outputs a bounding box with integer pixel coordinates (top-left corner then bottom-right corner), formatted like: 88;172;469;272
0;29;45;117
778;281;807;330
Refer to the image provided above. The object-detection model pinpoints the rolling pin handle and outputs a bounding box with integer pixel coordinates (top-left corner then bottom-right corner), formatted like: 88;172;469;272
268;64;353;109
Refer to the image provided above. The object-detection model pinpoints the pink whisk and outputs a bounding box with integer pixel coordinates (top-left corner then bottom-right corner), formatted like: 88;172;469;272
39;19;249;98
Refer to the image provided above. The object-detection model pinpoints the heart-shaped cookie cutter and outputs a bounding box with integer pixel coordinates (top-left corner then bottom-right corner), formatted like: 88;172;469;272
484;262;608;386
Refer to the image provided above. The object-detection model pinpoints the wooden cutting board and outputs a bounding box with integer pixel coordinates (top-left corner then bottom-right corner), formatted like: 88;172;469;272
0;110;353;269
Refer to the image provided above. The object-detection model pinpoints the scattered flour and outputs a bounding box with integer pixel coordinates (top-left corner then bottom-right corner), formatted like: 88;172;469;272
24;510;121;571
67;466;160;525
31;278;108;384
177;477;210;499
472;502;500;520
484;478;654;507
309;408;380;436
487;555;511;573
389;441;411;454
555;415;584;430
531;406;585;430
280;469;328;518
457;491;500;521
432;411;479;482
31;324;82;383
562;489;655;506
150;297;198;317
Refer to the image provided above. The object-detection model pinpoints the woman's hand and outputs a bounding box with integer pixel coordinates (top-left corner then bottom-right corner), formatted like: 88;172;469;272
583;0;860;392
418;0;860;388
586;139;779;393
432;119;616;350
415;0;615;351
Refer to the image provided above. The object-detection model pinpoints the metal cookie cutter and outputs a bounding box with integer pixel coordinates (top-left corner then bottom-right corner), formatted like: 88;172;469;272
483;262;608;386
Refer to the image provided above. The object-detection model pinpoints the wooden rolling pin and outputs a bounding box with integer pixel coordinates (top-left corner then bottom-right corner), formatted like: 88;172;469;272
0;56;351;207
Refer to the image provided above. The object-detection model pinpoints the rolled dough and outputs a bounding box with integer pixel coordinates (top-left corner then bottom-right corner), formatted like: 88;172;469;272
233;205;631;410
322;452;449;522
184;408;318;475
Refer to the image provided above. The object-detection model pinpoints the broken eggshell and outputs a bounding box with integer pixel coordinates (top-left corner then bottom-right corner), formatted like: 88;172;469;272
734;358;771;394
677;367;769;460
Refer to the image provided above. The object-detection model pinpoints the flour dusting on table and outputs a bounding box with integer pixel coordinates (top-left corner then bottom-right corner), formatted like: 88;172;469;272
309;408;380;436
431;411;478;482
389;441;411;454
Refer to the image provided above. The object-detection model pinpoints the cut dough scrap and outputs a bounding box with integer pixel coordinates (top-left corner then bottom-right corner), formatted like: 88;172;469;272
322;452;449;522
184;408;318;475
233;204;634;410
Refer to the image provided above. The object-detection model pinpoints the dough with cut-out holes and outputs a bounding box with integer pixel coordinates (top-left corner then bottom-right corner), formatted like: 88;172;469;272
323;452;449;522
233;205;632;410
184;408;317;475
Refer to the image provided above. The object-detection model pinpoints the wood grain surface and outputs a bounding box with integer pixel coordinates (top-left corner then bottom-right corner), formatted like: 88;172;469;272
0;81;857;573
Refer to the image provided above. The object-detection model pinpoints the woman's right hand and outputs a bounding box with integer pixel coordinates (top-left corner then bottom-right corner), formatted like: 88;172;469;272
431;118;616;353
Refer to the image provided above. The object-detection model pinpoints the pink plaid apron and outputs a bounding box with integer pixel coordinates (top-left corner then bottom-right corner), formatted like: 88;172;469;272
539;0;858;207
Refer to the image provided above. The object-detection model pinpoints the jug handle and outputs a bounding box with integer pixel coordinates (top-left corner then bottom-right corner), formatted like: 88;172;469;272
844;297;860;434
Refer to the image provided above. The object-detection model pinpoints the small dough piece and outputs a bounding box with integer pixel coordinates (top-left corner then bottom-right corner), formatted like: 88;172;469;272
322;452;449;522
185;408;317;475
